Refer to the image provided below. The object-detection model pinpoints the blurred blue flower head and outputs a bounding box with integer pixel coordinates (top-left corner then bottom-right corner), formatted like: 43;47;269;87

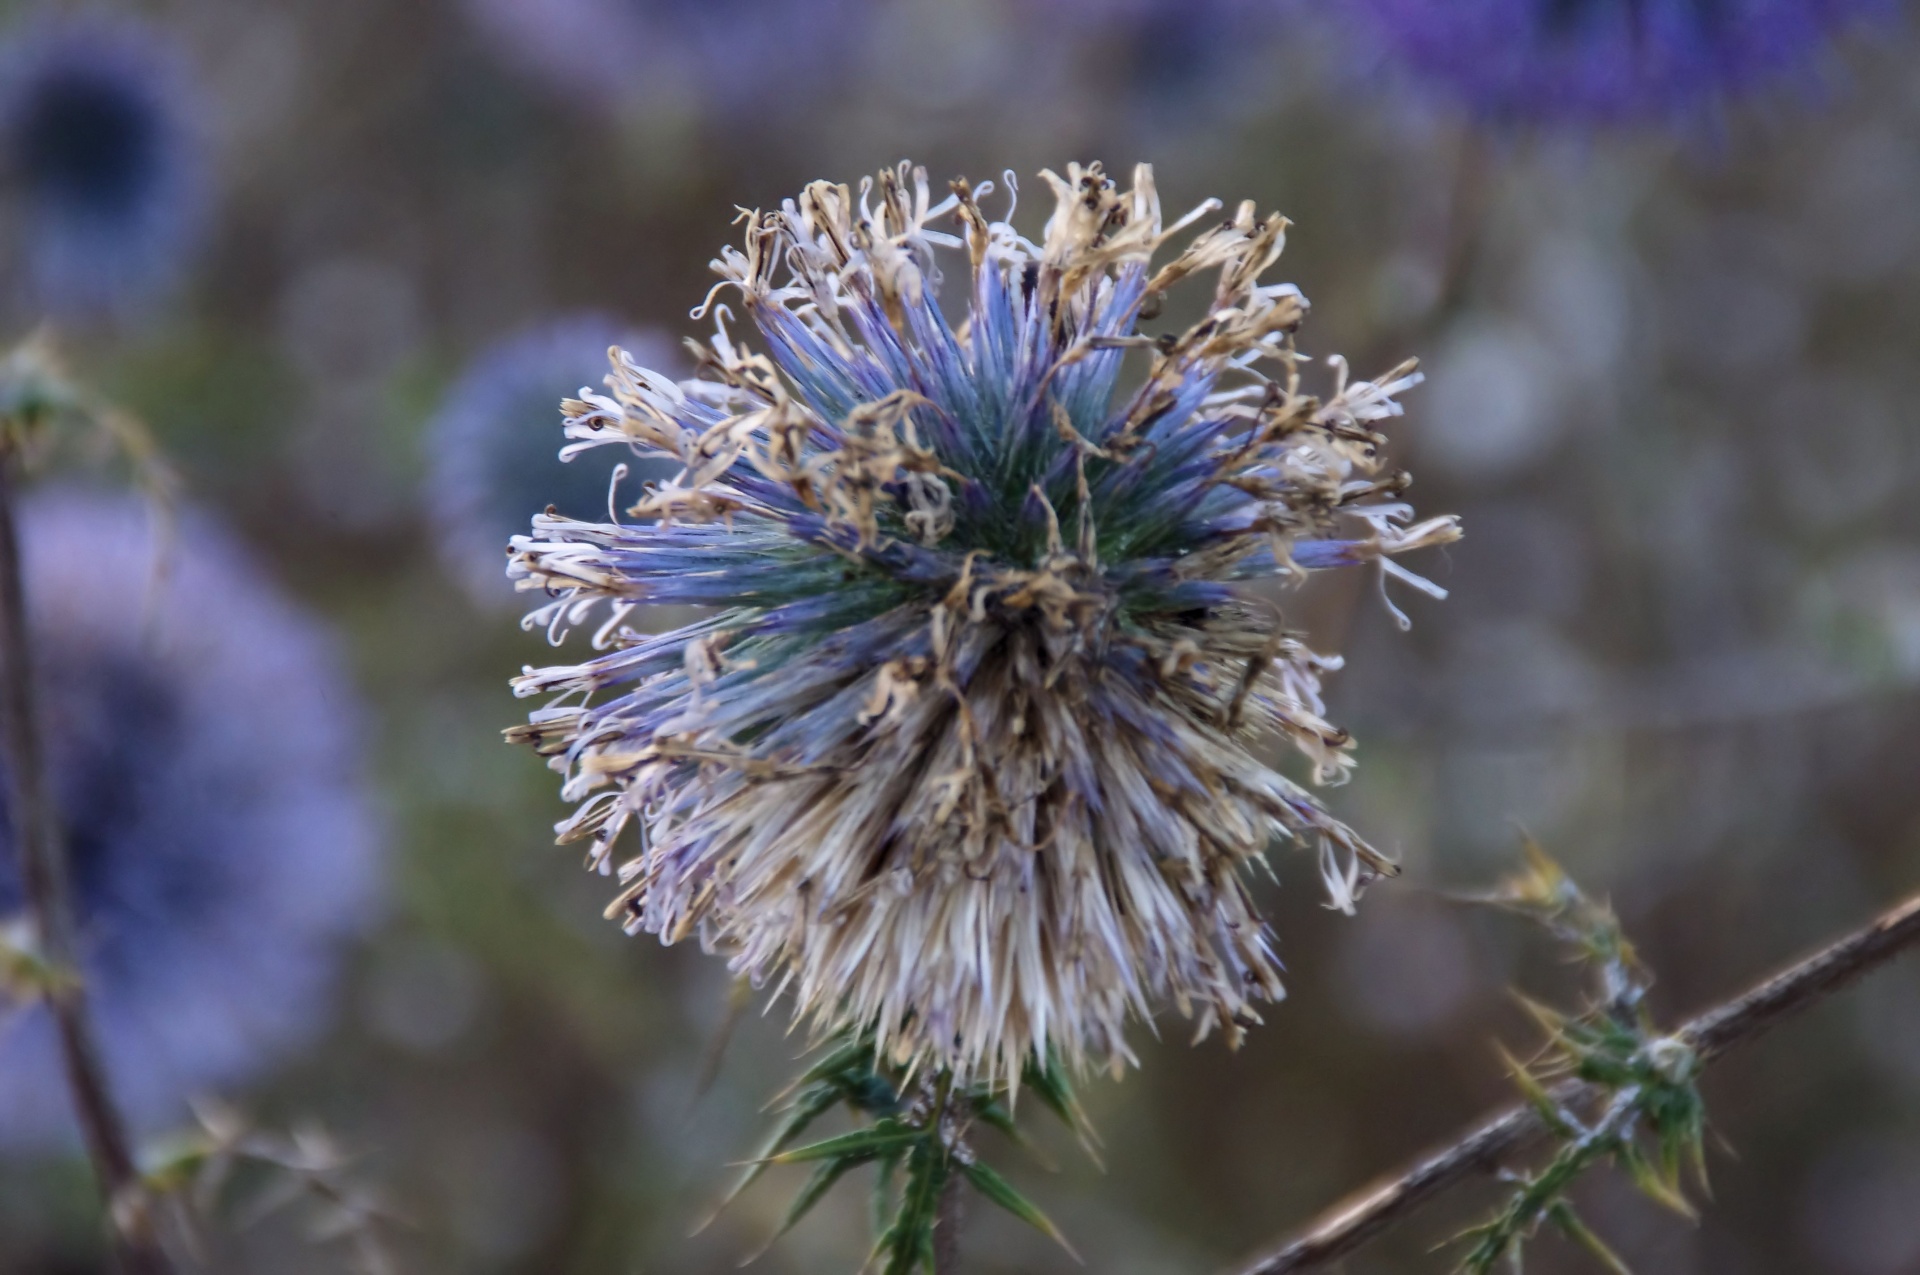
429;315;680;608
1346;0;1894;122
461;0;874;118
0;16;204;318
508;162;1459;1083
1037;0;1286;123
0;490;383;1145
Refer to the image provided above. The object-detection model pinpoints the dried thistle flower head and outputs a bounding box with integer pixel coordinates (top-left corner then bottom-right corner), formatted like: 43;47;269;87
508;161;1460;1083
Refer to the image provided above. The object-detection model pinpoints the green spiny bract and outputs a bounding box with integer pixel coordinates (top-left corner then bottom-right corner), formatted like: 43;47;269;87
1455;844;1709;1275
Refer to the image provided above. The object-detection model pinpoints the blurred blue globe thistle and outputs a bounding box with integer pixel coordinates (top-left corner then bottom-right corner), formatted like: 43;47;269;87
0;489;382;1145
1033;0;1286;120
0;15;204;318
460;0;874;119
428;315;681;608
508;162;1459;1083
1340;0;1895;123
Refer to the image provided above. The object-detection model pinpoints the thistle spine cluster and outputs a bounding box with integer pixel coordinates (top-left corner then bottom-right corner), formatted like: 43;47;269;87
507;161;1459;1085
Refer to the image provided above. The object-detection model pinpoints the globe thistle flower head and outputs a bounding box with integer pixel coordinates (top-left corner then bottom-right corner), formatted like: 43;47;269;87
0;16;203;318
428;315;681;608
509;162;1460;1084
0;489;383;1145
1343;0;1895;124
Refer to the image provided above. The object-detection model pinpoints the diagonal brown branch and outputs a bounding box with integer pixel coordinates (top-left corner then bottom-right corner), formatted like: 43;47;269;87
0;449;173;1275
1226;889;1920;1275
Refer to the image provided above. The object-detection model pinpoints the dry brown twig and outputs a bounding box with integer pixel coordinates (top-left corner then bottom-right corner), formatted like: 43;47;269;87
1226;889;1920;1275
0;420;172;1272
0;338;181;1272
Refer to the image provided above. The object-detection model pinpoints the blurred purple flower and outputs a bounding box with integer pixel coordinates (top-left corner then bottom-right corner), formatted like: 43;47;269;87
1339;0;1895;123
459;0;875;118
1030;0;1286;122
428;315;681;607
0;16;204;318
0;489;382;1145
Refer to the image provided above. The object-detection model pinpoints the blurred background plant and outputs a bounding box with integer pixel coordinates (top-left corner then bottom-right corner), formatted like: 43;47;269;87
0;0;1917;1272
0;12;204;320
423;313;679;608
0;481;383;1148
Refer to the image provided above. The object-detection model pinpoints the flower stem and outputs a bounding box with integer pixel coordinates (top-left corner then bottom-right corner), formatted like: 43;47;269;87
1228;888;1920;1275
0;445;171;1274
934;1167;964;1275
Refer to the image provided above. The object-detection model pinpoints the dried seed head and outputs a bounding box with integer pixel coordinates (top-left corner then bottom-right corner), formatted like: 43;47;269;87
507;161;1461;1083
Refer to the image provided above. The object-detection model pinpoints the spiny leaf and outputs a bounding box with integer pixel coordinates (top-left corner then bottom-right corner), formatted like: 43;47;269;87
695;1083;843;1233
1656;1132;1686;1202
1022;1054;1103;1167
761;1083;843;1151
1496;1044;1577;1138
1686;1126;1712;1199
876;1138;949;1275
1616;1142;1695;1220
1470;832;1570;919
1456;844;1705;1275
1546;1200;1633;1275
742;1151;877;1264
970;1097;1058;1172
970;1097;1016;1138
1509;992;1570;1045
961;1160;1080;1261
772;1038;872;1106
1516;834;1565;891
872;1151;902;1239
768;1122;925;1166
1452;1215;1518;1275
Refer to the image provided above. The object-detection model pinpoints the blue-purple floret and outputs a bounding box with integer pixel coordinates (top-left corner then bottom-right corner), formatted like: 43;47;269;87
691;257;1303;618
543;242;1373;670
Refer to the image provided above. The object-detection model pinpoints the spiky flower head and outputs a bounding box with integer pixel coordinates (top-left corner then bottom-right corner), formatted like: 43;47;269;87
1341;0;1893;123
0;489;382;1144
0;15;203;318
508;161;1460;1083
